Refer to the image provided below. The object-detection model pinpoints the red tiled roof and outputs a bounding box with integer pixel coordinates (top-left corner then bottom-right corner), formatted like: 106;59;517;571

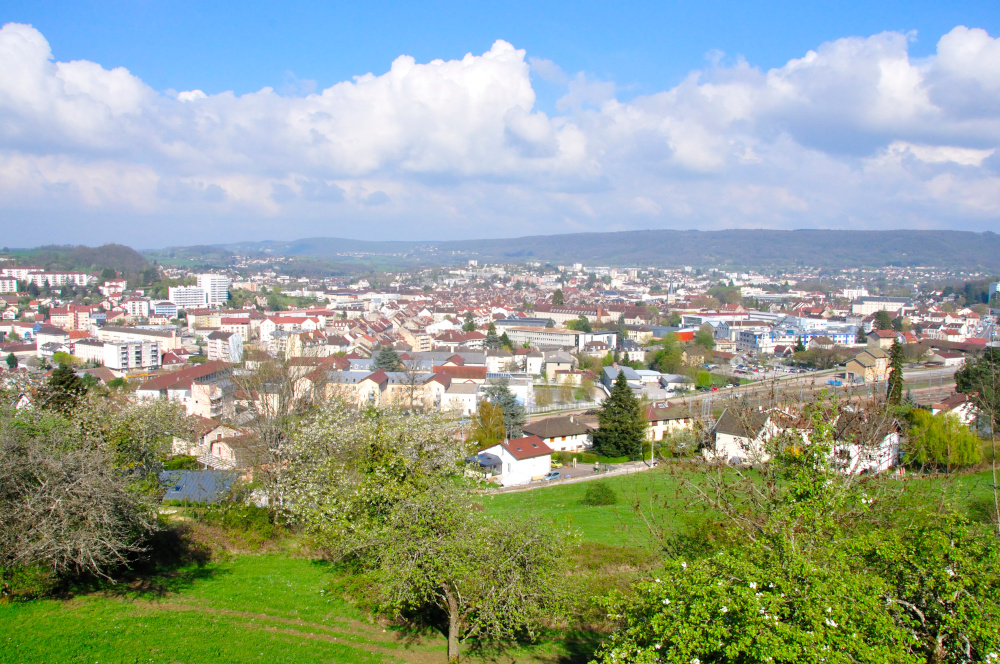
499;435;553;460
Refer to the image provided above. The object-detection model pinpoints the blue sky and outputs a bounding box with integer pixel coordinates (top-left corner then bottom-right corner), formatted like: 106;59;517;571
1;1;999;246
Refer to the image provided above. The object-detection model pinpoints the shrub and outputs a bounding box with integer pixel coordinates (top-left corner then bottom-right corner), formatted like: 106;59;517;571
581;481;618;506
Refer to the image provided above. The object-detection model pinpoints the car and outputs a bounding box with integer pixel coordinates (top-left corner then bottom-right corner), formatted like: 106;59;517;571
541;470;562;481
710;386;719;391
551;461;563;469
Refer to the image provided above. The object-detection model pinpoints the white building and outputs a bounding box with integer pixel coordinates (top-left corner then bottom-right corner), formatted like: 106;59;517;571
0;278;17;293
103;340;160;373
168;286;208;309
479;436;553;486
206;330;243;364
197;274;231;305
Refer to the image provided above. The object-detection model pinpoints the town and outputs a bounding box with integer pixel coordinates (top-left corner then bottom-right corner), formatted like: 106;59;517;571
2;250;996;485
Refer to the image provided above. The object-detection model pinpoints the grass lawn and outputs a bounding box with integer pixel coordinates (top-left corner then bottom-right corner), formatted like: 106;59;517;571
478;468;697;552
0;555;427;664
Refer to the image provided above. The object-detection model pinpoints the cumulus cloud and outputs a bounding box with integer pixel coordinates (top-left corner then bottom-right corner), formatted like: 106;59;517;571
0;21;998;245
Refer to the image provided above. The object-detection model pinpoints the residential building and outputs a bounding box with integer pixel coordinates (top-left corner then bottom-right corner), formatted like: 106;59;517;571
103;340;160;373
168;286;208;309
479;435;553;486
197;274;231;305
206;330;243;363
522;415;591;451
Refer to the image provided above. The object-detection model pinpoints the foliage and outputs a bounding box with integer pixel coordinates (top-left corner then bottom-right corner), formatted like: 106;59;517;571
888;340;905;406
553;288;564;306
875;310;894;330
484;322;500;349
280;401;560;662
365;487;564;662
481;378;527;439
693;324;715;351
470;400;506;448
955;347;1000;430
592;371;646;460
857;325;867;343
372;345;404;372
581;481;619;506
0;405;160;592
905;410;982;471
649;334;683;374
462;311;476;332
568;314;592;333
5;352;16;370
37;363;87;413
794;336;806;352
163;455;201;470
598;393;1000;664
498;331;514;351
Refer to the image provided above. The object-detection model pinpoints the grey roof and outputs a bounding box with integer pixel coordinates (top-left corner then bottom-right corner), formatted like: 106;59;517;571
603;365;641;381
160;470;238;503
713;408;770;438
100;325;175;338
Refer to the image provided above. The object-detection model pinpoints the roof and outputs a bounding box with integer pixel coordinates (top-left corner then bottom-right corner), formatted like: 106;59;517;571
159;470;238;504
713;408;770;439
137;361;231;393
523;416;591;439
497;436;553;461
645;404;693;422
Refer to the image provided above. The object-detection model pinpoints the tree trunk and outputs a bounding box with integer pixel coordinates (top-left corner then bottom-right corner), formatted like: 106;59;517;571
445;584;460;663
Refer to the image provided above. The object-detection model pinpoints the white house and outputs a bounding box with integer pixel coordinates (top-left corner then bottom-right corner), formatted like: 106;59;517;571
707;408;776;464
522;415;591;452
480;436;553;486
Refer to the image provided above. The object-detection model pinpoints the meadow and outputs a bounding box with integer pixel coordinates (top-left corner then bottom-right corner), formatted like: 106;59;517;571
2;466;996;664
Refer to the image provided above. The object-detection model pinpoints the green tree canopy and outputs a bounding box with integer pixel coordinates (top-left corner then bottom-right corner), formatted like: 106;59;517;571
5;353;16;370
552;289;564;306
955;347;1000;430
481;379;526;439
462;312;476;332
484;322;500;349
373;345;404;372
592;370;646;460
650;333;683;374
887;340;904;406
905;409;982;471
875;310;893;330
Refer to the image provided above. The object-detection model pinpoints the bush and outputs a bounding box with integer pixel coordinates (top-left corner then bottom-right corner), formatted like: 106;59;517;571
163;455;200;470
185;504;285;549
581;481;618;506
554;451;630;465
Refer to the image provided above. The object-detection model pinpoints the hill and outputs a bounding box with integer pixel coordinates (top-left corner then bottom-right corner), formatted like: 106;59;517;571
218;229;1000;270
0;243;149;273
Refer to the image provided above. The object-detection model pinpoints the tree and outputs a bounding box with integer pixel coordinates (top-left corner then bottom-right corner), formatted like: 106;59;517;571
906;410;982;471
373;345;404;372
887;340;904;406
955;347;1000;535
498;332;514;352
552;289;564;306
693;324;716;351
568;314;591;333
650;333;683;374
484;322;500;349
481;379;526;439
545;318;555;329
794;336;806;353
5;353;16;370
600;394;1000;664
591;370;646;459
281;403;563;662
470;400;506;448
100;267;116;281
462;312;476;332
856;325;867;343
39;363;87;413
875;310;893;330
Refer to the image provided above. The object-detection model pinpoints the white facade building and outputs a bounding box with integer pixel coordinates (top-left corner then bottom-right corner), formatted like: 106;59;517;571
168;286;208;309
197;274;231;305
103;340;160;373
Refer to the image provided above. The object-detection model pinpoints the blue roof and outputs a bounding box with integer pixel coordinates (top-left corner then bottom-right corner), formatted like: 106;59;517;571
159;470;238;503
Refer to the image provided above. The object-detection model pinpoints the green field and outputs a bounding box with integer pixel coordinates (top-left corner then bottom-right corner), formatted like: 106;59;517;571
3;467;996;664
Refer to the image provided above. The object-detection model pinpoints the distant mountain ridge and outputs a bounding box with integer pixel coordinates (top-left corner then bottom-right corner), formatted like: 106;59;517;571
217;229;1000;270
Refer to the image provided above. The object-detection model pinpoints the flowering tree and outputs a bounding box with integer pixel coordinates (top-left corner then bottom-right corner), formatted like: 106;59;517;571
597;393;1000;663
279;399;563;662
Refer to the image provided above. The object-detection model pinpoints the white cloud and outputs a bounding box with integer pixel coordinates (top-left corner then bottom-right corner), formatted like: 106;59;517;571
0;22;998;245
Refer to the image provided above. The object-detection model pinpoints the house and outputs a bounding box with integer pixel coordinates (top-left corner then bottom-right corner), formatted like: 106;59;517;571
602;365;642;391
645;403;696;441
204;435;266;472
706;408;776;464
522;415;592;451
831;410;901;474
479;435;553;486
931;393;977;425
171;415;241;456
867;329;899;349
136;361;235;418
544;350;576;381
845;347;890;383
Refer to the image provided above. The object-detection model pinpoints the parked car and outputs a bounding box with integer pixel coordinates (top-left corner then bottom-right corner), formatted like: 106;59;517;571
541;470;562;481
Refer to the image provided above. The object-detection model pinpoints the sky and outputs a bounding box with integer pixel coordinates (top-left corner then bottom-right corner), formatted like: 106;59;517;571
1;1;999;248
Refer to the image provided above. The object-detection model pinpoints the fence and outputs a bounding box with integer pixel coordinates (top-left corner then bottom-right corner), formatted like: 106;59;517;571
527;400;601;414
